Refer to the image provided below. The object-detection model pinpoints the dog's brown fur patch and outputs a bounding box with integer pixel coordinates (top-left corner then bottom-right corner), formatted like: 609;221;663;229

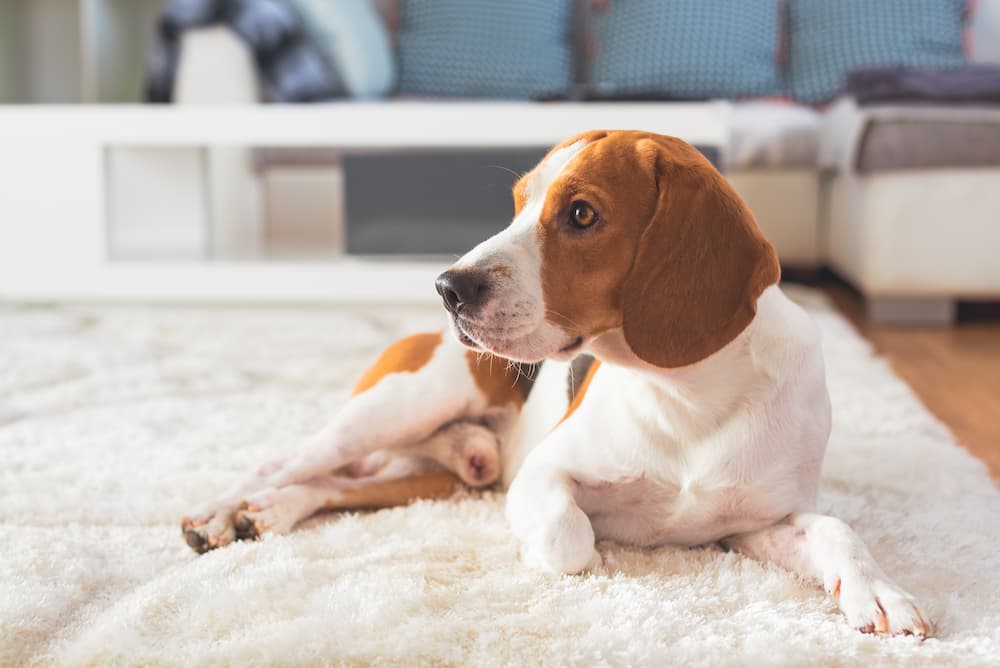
321;471;462;510
465;352;539;408
352;331;444;396
524;131;779;369
568;354;597;403
560;359;601;423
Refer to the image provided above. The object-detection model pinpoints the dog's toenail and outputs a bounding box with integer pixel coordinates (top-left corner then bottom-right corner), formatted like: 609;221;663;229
874;600;889;634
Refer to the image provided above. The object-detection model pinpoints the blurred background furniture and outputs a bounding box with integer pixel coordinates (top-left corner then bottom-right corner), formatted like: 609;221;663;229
0;102;726;302
1;0;998;321
0;0;163;104
822;97;1000;322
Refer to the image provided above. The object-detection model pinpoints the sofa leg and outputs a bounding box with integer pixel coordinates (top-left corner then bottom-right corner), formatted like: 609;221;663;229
866;297;955;325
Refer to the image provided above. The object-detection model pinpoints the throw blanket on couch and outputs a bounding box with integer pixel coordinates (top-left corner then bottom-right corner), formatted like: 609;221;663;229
147;0;344;103
846;65;1000;106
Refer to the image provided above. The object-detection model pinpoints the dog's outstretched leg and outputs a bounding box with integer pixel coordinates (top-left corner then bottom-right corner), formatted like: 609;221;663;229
722;513;931;638
232;418;504;540
263;332;492;488
180;436;481;554
182;331;533;553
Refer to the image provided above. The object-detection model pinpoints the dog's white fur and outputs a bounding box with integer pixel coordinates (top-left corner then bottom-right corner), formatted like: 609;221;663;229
185;135;930;637
505;287;829;568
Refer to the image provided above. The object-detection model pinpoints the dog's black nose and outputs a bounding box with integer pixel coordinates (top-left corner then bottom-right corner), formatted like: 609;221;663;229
435;270;486;314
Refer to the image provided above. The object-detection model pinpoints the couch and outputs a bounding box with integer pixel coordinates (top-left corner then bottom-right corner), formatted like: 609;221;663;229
171;0;1000;323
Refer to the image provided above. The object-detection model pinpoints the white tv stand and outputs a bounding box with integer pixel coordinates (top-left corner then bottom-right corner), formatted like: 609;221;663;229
0;102;727;304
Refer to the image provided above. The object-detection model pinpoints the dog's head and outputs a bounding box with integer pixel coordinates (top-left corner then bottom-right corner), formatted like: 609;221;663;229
435;130;780;368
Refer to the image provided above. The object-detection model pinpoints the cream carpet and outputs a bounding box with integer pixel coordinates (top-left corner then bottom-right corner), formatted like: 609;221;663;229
1;287;998;667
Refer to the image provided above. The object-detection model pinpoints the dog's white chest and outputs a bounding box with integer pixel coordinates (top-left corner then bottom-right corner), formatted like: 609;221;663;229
506;288;830;550
574;470;783;547
553;321;826;547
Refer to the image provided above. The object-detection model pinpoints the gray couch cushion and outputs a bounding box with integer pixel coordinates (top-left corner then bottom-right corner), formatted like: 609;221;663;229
821;99;1000;173
858;117;1000;171
725;101;822;170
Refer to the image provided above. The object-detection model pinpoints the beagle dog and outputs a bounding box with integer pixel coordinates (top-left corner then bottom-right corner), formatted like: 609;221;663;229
182;130;930;638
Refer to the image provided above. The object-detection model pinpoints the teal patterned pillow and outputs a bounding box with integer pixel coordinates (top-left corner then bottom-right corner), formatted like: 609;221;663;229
397;0;574;99
590;0;782;99
289;0;396;98
786;0;968;104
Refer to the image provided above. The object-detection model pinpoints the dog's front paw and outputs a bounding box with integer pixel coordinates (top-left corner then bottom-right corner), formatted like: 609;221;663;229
523;546;602;575
180;511;236;554
831;573;931;638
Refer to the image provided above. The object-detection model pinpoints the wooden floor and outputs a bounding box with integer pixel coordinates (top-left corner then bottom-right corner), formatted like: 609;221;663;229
822;285;1000;481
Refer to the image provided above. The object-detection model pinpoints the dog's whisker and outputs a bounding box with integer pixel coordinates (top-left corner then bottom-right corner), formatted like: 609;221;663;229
487;164;524;182
545;308;585;330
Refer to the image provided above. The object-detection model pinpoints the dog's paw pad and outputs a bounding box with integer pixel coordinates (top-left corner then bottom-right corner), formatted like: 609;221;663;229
233;492;302;539
459;440;500;487
464;451;498;486
183;528;210;554
234;502;264;541
180;512;236;554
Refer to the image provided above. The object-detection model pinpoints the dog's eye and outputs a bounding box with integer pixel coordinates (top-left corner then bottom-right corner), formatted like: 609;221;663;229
569;201;598;229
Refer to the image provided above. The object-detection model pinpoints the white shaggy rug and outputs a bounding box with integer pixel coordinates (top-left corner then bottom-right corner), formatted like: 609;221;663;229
2;287;999;667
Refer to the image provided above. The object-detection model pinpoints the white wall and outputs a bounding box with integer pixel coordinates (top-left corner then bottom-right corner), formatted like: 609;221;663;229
86;0;162;102
0;0;161;103
0;2;24;102
22;0;84;103
971;0;1000;64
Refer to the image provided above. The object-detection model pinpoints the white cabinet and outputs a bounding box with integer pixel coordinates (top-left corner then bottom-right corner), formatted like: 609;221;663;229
0;102;727;302
107;146;210;259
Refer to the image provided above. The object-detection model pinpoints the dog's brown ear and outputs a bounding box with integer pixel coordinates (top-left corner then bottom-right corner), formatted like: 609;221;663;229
622;138;780;368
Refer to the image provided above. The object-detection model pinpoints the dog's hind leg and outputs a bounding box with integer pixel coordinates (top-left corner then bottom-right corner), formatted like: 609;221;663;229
232;419;502;540
232;459;460;540
262;331;507;488
182;330;534;553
